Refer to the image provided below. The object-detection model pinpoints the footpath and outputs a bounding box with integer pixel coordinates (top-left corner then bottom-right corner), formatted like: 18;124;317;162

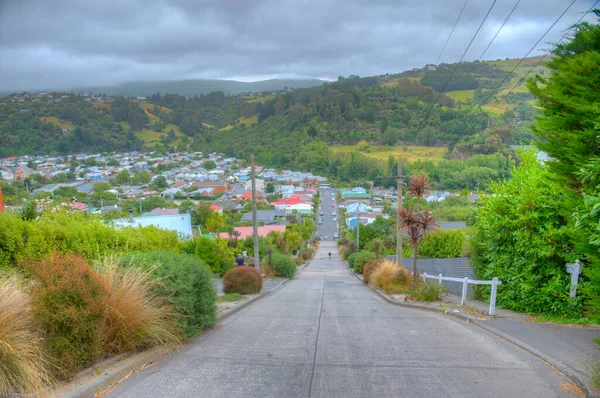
356;268;600;397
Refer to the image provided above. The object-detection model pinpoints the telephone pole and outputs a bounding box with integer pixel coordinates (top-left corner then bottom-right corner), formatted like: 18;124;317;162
356;206;360;251
395;162;405;265
251;154;260;271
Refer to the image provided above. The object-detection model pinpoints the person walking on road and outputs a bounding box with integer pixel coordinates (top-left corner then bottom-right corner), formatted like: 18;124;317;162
329;252;331;259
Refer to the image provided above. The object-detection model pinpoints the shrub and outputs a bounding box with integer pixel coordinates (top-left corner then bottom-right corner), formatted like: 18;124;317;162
223;266;263;294
419;229;467;258
369;260;413;294
27;253;107;378
472;151;581;315
410;280;447;302
193;236;235;276
0;212;179;271
301;251;311;260
348;251;377;274
97;257;181;354
294;257;304;266
119;251;217;338
362;259;384;284
0;276;54;396
270;252;297;279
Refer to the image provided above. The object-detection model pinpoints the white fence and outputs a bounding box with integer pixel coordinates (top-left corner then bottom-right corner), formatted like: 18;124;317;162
422;273;503;316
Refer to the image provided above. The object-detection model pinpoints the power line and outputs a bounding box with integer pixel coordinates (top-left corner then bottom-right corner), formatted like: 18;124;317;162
479;0;520;60
486;0;599;116
475;0;577;113
436;0;470;66
420;0;498;127
425;0;583;161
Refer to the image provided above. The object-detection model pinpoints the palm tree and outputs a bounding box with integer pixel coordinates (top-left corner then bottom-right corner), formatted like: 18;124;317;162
407;175;431;210
398;206;439;289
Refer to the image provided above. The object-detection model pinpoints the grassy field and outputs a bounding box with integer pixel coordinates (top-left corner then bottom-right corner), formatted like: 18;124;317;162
445;90;474;102
244;95;275;103
237;115;258;127
139;103;172;113
40;116;75;130
330;144;448;165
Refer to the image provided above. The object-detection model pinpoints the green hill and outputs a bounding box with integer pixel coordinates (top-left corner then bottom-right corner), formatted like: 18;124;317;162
0;57;541;161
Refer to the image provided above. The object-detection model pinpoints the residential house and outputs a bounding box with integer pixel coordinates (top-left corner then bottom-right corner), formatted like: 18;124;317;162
243;178;265;191
217;225;286;240
112;213;193;239
149;208;179;216
0;169;14;181
10;166;32;180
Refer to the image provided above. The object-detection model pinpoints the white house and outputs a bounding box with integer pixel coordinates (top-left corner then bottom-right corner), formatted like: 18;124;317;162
244;178;265;192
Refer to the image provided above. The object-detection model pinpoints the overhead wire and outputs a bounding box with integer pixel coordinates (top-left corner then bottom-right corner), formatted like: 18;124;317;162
435;0;470;66
479;0;520;61
420;0;499;126
485;0;599;116
425;0;583;159
474;0;577;114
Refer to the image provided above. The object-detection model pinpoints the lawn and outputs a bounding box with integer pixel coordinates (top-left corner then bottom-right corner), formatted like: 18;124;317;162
237;115;258;127
330;144;448;165
40;116;75;130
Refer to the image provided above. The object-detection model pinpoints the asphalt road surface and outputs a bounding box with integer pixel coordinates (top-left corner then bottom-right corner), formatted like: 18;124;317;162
108;240;575;397
317;188;338;243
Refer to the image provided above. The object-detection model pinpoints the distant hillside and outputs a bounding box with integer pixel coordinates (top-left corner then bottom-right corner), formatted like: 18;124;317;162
0;56;542;161
73;78;327;97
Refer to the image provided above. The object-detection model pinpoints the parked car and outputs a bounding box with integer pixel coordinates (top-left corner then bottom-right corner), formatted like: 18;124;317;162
332;211;336;216
334;232;339;238
318;219;323;224
320;212;324;216
333;217;337;222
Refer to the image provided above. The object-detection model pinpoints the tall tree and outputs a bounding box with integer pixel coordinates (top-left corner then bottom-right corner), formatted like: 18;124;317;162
527;10;600;190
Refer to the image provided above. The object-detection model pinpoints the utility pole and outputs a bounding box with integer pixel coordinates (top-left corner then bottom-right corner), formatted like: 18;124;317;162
395;162;405;265
251;154;260;271
139;199;142;215
100;197;104;216
356;206;360;251
88;197;91;215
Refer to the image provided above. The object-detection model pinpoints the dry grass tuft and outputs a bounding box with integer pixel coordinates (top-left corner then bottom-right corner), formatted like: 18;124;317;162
362;259;384;284
368;260;413;294
0;276;55;397
97;257;182;355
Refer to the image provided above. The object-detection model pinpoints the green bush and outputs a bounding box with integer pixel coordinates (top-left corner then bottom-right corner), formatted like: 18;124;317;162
472;151;581;316
0;212;178;271
270;252;297;279
348;251;376;274
119;251;217;338
192;236;235;276
343;247;352;260
419;229;467;258
223;266;263;294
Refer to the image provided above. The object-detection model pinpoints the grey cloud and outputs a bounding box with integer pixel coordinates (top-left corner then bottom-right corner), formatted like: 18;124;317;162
0;0;597;92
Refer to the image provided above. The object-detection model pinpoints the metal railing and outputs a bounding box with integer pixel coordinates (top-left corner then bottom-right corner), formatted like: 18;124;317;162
422;273;503;316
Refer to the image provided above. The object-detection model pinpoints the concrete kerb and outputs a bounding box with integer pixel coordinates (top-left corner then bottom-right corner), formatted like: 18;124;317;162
344;260;595;398
60;254;315;398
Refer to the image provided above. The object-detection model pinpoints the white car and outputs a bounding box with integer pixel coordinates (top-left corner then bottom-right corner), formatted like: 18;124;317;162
334;232;339;238
333;217;337;222
332;211;336;216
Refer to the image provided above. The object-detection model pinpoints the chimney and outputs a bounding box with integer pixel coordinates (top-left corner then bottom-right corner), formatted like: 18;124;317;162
0;186;4;213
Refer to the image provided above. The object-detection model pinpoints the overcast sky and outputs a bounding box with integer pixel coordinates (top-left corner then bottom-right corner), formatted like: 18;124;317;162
0;0;597;92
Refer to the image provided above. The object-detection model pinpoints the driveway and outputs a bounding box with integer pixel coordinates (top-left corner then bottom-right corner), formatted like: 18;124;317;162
109;242;577;397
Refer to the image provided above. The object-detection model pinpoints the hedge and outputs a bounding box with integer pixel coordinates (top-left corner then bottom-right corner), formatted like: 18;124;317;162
119;250;217;337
